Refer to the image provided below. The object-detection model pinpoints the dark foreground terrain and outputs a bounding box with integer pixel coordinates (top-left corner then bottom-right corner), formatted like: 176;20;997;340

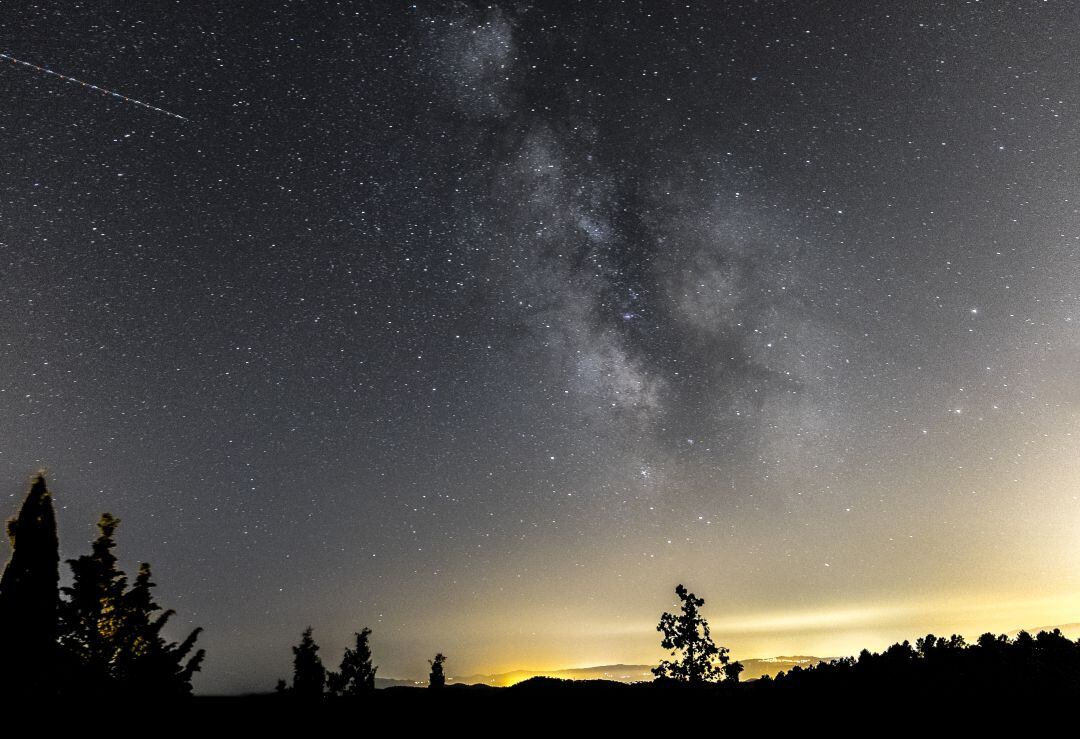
185;653;1080;726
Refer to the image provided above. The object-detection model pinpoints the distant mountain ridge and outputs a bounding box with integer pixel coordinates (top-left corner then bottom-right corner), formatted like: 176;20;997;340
376;656;830;688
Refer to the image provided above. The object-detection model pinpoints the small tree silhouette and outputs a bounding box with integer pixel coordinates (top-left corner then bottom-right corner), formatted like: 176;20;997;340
429;653;446;689
329;627;377;696
291;627;326;699
652;583;728;683
724;660;744;683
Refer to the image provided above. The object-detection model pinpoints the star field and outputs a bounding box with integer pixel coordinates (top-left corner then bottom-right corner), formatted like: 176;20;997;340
2;1;1080;692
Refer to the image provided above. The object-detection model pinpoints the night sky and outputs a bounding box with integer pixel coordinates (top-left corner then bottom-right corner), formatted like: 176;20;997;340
3;1;1080;694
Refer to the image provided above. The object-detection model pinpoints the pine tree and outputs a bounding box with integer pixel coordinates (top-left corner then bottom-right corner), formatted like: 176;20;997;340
114;562;205;696
652;583;729;683
59;513;204;695
291;627;326;699
0;473;60;696
333;627;377;696
428;653;446;689
59;512;127;692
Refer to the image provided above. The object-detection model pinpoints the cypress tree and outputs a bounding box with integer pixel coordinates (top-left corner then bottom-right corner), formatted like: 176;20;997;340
0;472;60;696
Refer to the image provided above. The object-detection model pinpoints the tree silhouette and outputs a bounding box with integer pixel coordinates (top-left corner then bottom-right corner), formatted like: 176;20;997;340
59;513;129;692
764;627;1080;698
429;652;446;689
113;562;205;695
723;660;744;683
291;626;327;698
58;513;204;695
326;669;345;696
652;583;728;683
0;473;59;696
329;626;377;696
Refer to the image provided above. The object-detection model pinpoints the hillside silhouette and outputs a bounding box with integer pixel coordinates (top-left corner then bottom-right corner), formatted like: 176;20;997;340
424;656;829;687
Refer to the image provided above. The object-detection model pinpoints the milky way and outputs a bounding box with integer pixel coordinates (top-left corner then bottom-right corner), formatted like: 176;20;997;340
2;2;1080;692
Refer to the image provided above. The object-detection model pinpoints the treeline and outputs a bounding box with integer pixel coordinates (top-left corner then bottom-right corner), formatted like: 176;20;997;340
759;629;1080;696
0;474;204;699
643;583;1080;698
652;583;1080;696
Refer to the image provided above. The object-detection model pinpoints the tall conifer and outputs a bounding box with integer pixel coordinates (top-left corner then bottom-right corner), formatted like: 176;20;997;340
0;473;60;696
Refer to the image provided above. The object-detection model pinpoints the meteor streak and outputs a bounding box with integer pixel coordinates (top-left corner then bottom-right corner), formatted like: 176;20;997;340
0;52;189;122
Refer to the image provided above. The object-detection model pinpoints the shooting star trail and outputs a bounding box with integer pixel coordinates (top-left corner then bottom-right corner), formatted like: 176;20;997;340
0;52;190;122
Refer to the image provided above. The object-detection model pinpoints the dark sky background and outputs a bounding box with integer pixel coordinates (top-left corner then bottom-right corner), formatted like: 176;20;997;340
3;1;1080;693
